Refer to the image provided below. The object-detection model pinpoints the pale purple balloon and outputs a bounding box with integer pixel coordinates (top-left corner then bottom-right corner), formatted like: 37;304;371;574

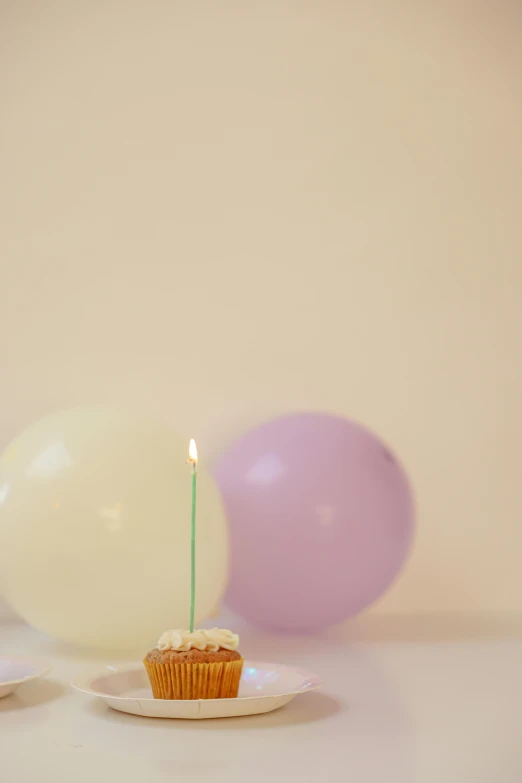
214;413;415;633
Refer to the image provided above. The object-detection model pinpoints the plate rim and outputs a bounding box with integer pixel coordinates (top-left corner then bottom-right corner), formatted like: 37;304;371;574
0;655;52;686
72;659;323;703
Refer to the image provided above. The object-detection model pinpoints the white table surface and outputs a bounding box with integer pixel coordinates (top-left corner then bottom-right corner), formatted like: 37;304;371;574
1;605;521;782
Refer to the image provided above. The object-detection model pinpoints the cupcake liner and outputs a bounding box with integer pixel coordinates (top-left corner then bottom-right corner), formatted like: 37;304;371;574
143;658;244;700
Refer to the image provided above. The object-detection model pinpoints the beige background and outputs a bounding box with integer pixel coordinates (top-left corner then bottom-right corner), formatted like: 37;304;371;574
1;1;521;615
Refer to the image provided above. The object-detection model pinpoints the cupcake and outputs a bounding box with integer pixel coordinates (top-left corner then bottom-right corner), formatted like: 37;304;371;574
143;628;243;700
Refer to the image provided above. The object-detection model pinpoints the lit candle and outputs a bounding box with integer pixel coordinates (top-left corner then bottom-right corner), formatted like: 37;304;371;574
187;438;198;632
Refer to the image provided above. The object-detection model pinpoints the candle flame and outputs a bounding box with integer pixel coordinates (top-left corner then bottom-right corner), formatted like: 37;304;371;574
188;438;198;463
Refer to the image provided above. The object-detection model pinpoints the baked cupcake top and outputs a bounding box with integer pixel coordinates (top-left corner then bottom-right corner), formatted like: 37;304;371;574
155;628;239;653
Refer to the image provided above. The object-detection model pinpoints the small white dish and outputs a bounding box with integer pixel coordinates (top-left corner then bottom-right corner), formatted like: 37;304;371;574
0;656;51;699
72;660;323;719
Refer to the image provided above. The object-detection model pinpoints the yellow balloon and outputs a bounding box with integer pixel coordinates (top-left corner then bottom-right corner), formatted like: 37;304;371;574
0;408;228;651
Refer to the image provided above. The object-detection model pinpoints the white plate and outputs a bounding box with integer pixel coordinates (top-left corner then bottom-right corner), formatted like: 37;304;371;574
72;660;323;719
0;656;51;699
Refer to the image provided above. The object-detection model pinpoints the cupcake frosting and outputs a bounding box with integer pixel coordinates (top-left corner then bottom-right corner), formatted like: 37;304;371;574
156;628;239;652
